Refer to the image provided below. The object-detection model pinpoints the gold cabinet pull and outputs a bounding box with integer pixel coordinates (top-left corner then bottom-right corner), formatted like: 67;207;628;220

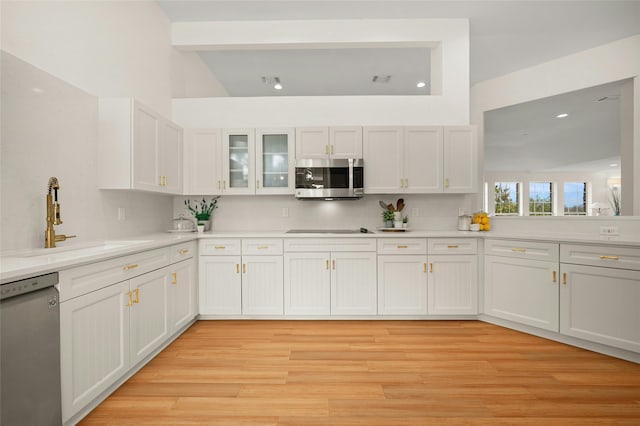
325;145;329;155
448;245;459;249
257;245;269;250
256;179;260;189
214;245;226;249
242;264;246;274
400;178;404;188
172;272;177;285
599;255;619;260
223;180;226;189
423;262;427;273
429;263;433;273
332;259;335;270
235;264;240;274
562;272;567;285
179;248;189;255
405;178;409;188
325;259;329;270
445;178;449;188
397;245;408;249
330;144;334;155
123;263;139;271
127;291;133;307
217;180;221;189
511;248;526;253
552;271;557;283
133;288;139;304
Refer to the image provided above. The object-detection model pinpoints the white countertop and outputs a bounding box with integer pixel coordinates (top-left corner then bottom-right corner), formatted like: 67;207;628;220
2;229;638;283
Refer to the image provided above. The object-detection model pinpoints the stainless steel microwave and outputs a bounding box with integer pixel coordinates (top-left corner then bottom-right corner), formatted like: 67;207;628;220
294;158;364;199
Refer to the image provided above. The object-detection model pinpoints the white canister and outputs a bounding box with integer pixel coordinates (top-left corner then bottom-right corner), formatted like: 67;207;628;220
394;220;403;228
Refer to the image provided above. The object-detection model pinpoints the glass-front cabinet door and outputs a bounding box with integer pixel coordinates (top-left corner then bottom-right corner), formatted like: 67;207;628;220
255;128;295;195
222;129;255;195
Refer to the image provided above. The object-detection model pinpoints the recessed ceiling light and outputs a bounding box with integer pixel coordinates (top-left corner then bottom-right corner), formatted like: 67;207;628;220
416;81;426;88
556;113;569;118
273;77;282;90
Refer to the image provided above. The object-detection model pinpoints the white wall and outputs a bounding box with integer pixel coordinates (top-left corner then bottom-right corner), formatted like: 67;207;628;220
171;50;229;98
172;18;470;127
174;194;472;232
0;52;172;251
471;35;640;235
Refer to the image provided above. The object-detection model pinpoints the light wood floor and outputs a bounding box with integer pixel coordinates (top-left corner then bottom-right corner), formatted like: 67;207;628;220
80;320;640;425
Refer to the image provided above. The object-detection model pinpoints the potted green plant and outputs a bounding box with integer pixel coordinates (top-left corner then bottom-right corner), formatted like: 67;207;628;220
185;197;219;231
402;215;408;228
382;209;394;228
609;186;621;216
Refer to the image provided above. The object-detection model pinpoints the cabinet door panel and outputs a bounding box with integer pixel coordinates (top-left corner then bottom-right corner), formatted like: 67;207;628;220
284;253;330;315
363;127;403;194
443;126;476;193
378;255;427;315
428;255;477;315
404;127;443;193
256;129;295;194
330;126;362;159
561;264;640;352
132;103;159;191
60;281;130;422
222;129;255;194
170;259;196;332
484;255;559;331
130;268;169;365
158;119;183;194
242;255;284;315
295;127;329;159
199;256;242;315
185;129;222;195
331;252;377;315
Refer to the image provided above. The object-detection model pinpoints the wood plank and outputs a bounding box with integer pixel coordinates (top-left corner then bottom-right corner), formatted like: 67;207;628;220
79;320;640;425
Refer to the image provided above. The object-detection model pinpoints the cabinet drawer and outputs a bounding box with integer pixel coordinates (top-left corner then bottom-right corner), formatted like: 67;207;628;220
428;238;477;255
561;244;640;271
200;239;241;255
169;241;196;262
59;247;170;302
284;238;376;252
377;238;427;255
485;239;558;262
242;239;283;255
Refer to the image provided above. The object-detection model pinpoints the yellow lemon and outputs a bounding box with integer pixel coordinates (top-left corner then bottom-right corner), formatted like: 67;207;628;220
481;217;488;225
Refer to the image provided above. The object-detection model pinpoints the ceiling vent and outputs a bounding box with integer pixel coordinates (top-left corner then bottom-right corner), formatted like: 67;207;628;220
372;75;392;83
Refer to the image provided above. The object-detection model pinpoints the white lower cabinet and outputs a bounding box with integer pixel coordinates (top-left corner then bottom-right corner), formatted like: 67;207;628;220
129;268;170;366
484;239;560;332
60;242;197;423
560;244;640;352
284;251;376;316
199;239;284;316
428;254;478;315
284;252;331;315
377;255;428;315
60;281;131;421
283;239;377;316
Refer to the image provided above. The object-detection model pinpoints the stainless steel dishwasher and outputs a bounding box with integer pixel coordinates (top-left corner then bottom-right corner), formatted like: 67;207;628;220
1;272;62;426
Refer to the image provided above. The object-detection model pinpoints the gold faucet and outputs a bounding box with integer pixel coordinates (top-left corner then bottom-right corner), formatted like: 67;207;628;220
45;177;76;248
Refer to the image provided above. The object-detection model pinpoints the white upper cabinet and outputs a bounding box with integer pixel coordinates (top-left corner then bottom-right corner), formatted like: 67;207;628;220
443;126;477;193
363;126;404;193
99;98;183;194
296;126;362;160
255;128;295;194
364;125;476;194
222;128;256;195
404;127;443;193
183;129;223;195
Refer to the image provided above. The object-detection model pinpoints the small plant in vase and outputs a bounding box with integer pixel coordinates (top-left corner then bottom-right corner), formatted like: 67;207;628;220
402;215;408;228
185;197;219;231
382;209;394;228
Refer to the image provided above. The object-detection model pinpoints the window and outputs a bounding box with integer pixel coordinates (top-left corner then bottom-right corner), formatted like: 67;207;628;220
494;182;520;215
529;182;553;216
564;182;587;215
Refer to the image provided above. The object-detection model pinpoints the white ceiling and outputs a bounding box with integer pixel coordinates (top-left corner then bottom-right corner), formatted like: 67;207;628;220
158;0;640;96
